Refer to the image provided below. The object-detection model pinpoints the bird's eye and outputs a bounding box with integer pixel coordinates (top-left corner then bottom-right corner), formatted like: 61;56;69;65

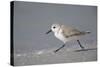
53;26;56;29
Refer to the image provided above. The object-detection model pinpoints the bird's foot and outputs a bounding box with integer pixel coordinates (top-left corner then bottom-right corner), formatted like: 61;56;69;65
54;49;59;53
53;44;65;53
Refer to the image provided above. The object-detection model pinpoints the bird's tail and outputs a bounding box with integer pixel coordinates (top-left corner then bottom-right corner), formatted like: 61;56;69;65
85;31;91;34
81;31;91;35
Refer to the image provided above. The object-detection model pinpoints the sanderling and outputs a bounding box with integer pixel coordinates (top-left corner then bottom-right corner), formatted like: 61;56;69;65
46;24;91;53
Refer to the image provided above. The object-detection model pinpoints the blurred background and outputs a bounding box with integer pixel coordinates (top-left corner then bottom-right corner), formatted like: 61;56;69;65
14;1;97;54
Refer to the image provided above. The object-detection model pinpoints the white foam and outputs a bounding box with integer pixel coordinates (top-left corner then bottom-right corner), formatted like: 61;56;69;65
17;54;21;57
36;50;44;55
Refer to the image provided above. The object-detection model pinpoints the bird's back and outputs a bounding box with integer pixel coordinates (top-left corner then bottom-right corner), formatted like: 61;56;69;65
61;25;82;37
57;25;90;43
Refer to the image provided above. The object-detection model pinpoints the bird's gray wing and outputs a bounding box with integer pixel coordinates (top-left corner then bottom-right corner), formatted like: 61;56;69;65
61;25;82;38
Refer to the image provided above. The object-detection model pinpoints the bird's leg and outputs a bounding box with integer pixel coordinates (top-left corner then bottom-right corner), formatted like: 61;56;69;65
54;44;65;53
77;40;85;49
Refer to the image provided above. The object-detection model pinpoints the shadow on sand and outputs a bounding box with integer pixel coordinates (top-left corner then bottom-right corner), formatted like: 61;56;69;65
74;48;97;52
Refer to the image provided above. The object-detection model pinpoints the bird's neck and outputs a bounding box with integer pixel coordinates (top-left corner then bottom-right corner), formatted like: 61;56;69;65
55;28;62;35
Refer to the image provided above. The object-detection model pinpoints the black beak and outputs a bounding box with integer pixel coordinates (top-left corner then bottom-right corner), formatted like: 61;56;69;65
46;29;52;34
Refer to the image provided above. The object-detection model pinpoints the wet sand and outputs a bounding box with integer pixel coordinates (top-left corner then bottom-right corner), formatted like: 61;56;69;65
14;43;97;66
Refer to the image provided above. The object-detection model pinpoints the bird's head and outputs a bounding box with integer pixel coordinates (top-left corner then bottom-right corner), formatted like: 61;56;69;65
46;24;61;34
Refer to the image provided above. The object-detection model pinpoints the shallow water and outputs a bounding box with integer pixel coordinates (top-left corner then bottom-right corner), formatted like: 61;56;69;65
14;42;97;66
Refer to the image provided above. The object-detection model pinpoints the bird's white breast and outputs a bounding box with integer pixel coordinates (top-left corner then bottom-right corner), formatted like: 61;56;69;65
54;30;67;43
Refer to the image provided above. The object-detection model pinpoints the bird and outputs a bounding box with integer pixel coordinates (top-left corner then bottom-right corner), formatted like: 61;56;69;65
46;24;91;53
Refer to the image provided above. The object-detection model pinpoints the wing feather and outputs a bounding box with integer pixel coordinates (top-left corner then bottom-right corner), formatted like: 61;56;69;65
61;25;82;38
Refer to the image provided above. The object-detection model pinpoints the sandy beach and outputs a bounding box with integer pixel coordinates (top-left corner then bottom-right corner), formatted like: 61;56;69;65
14;42;97;66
